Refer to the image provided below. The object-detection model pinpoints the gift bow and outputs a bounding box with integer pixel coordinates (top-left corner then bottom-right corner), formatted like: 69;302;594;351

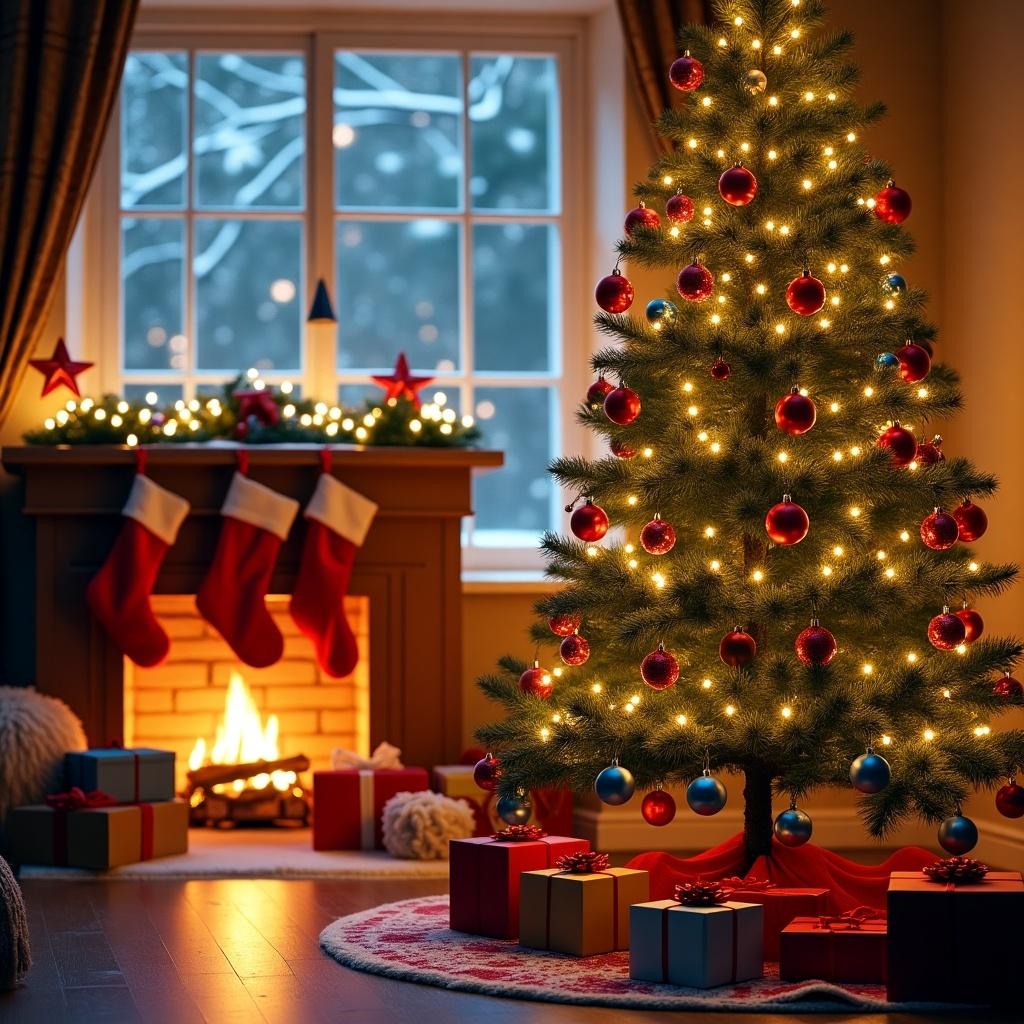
922;856;989;884
717;876;775;891
491;824;548;842
814;906;884;931
674;879;732;906
45;787;117;811
555;851;610;873
331;741;404;771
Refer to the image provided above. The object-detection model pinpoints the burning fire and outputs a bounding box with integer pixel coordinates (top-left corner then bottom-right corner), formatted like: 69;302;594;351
188;671;297;794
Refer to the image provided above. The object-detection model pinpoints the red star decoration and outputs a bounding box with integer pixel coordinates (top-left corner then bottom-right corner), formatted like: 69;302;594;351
232;388;280;426
371;353;434;409
29;338;93;398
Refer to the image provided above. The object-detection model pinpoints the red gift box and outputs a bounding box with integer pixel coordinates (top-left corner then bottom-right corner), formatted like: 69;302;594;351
312;768;428;850
779;910;887;984
449;831;589;938
887;870;1024;1005
720;879;829;961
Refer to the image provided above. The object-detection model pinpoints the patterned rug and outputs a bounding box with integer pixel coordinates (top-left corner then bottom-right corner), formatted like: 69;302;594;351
319;894;955;1012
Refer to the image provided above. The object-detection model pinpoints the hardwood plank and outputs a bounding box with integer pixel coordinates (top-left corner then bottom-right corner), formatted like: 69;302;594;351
180;970;269;1024
63;985;142;1024
0;882;66;1024
141;881;236;976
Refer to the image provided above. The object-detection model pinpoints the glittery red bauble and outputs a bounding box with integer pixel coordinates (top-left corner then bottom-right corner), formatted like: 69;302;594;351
586;376;614;407
640;516;676;555
559;633;590;666
518;664;554;698
874;182;912;224
920;508;959;550
953;500;988;542
625;203;661;237
720;628;756;667
570;500;609;542
595;271;634;313
928;610;966;650
710;357;731;381
795;622;837;666
956;607;984;643
774;389;816;435
676;262;714;302
604;385;641;425
610;439;636;459
996;782;1024;818
785;272;826;316
666;193;695;223
915;436;944;465
877;423;917;466
548;611;581;637
765;498;810;546
718;164;758;206
640;646;679;689
473;754;501;790
897;342;931;383
641;789;677;826
993;674;1023;699
669;53;704;91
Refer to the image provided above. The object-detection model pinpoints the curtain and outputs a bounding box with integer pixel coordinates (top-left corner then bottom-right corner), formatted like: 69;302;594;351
0;0;138;427
616;0;711;154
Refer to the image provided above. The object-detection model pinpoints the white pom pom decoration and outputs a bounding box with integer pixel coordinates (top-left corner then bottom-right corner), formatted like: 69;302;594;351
381;790;475;860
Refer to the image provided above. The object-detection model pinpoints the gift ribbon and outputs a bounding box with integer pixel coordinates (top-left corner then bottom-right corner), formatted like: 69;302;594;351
140;803;154;861
718;876;775;892
814;906;884;931
358;770;375;850
331;741;404;771
45;789;116;866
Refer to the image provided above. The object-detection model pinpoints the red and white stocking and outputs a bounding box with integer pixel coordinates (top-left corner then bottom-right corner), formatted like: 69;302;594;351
197;471;299;668
86;472;190;667
291;472;377;678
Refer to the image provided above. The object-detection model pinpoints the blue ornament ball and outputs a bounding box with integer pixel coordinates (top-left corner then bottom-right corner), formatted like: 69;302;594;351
882;273;907;295
686;773;727;816
938;814;978;855
774;807;813;847
645;298;677;326
595;763;635;806
876;351;900;368
496;793;532;825
850;750;891;794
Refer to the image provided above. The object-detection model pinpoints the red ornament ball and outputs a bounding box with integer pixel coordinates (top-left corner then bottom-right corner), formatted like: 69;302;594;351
641;789;677;827
610;439;636;459
993;674;1023;699
473;753;501;791
785;271;827;316
795;621;837;667
548;611;581;637
915;436;944;466
877;423;917;466
677;262;715;302
518;663;554;698
956;607;984;643
953;500;988;542
624;203;661;237
774;388;816;435
928;609;967;650
595;270;634;313
920;508;959;550
718;163;758;206
996;781;1024;819
586;375;614;407
640;515;676;555
570;500;609;542
640;645;680;690
765;496;810;546
604;385;642;425
559;633;590;667
710;357;731;381
720;628;756;668
666;193;695;224
669;53;704;92
874;181;912;224
897;342;931;383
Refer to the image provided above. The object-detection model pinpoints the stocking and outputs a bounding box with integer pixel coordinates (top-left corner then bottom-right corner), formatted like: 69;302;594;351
197;471;299;668
86;472;190;667
291;472;377;677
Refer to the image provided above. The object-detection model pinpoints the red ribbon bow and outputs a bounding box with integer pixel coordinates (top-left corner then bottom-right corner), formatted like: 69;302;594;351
490;824;548;842
922;856;989;884
814;906;884;931
45;788;117;811
717;875;775;891
555;851;610;874
674;879;732;906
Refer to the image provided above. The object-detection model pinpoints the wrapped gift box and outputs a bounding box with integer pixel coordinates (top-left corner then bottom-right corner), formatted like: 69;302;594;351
449;831;589;939
722;881;829;961
313;767;428;850
779;912;887;983
520;865;649;955
5;799;188;869
630;900;763;988
65;748;175;803
887;869;1024;1005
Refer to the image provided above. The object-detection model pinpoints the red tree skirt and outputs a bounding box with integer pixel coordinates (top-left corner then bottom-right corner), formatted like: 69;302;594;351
627;833;937;913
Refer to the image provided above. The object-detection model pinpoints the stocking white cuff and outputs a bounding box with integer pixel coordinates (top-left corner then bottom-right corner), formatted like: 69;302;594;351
305;473;378;546
222;472;299;541
123;474;190;546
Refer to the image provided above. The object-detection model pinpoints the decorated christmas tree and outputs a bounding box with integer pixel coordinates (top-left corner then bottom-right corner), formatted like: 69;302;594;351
477;0;1024;868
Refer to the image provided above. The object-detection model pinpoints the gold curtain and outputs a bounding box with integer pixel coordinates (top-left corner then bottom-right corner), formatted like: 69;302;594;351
0;0;138;426
616;0;711;154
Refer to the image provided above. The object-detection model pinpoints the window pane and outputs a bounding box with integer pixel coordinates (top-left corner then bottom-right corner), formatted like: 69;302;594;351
123;383;184;405
122;218;184;372
194;218;302;371
335;52;462;210
122;52;188;209
472;387;555;541
473;223;556;373
470;56;558;212
194;54;305;210
336;219;460;372
339;383;382;408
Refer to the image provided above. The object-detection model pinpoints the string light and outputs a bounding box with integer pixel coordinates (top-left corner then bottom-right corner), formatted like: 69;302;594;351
922;728;935;742
906;652;918;664
651;571;667;589
751;39;762;50
821;565;833;577
768;95;779;107
663;174;674;186
676;713;688;726
586;545;599;558
968;561;979;572
974;724;991;737
863;386;874;397
704;526;716;538
832;545;845;557
702;678;713;689
591;682;603;694
862;663;874;675
709;559;721;571
642;447;654;458
627;495;638;506
829;401;840;413
709;441;722;454
849;506;862;517
777;451;789;463
724;704;737;716
881;734;892;746
772;44;783;55
780;705;793;719
751;569;765;583
539;727;551;741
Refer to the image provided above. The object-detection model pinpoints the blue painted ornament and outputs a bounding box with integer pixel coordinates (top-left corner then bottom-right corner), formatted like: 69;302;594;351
595;761;635;806
686;770;727;816
876;352;900;369
850;747;891;794
645;298;677;326
774;804;813;847
938;813;978;855
882;273;907;296
496;792;532;825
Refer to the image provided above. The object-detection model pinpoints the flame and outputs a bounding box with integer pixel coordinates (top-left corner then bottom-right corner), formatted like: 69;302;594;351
188;671;296;792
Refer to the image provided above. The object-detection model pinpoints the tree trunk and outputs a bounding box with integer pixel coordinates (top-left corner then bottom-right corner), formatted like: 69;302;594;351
742;764;774;870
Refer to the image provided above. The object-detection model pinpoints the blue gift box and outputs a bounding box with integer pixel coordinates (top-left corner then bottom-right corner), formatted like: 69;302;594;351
65;748;175;803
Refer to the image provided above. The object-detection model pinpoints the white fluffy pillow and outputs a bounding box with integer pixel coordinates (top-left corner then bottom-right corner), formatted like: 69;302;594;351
381;790;475;860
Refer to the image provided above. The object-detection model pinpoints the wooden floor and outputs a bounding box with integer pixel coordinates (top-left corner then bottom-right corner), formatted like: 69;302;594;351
2;876;1015;1024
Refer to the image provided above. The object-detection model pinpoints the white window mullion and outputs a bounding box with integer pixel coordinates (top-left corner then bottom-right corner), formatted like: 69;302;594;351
185;49;197;402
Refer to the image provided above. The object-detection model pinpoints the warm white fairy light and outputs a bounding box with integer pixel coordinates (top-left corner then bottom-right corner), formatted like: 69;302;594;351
956;644;968;655
779;225;790;236
766;220;775;231
591;682;603;694
540;727;551;741
974;724;991;737
791;27;801;37
907;652;919;664
734;15;743;24
850;445;862;456
698;431;709;442
922;727;935;741
751;569;765;583
862;663;874;675
717;148;726;159
849;506;862;518
651;571;667;590
355;425;368;440
627;495;638;506
881;734;892;746
876;549;887;560
804;91;814;102
628;558;639;569
688;138;699;149
863;386;874;397
781;705;793;719
775;323;786;335
745;253;755;263
709;441;722;454
755;284;767;295
772;44;783;55
687;404;699;417
709;559;721;572
710;313;722;326
553;667;564;678
702;96;712;108
740;142;751;154
725;704;737;716
718;36;728;47
884;566;895;578
642;447;654;458
126;433;138;447
828;159;838;170
586;545;599;558
832;450;843;463
111;414;123;428
846;132;857;142
768;95;779;106
138;408;151;424
44;417;56;430
821;565;833;577
676;713;688;726
968;561;979;572
702;678;713;689
899;529;911;542
663;174;674;185
777;451;789;463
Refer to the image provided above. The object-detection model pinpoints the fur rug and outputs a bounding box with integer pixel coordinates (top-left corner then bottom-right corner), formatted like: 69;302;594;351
0;855;29;990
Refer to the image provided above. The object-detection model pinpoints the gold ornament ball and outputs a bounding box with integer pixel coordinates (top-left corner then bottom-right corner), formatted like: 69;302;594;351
746;69;768;94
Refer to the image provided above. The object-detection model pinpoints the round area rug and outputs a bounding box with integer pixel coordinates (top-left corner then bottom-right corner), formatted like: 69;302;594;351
319;895;953;1012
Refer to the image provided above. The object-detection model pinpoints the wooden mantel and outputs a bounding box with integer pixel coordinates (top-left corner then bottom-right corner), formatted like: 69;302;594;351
2;444;502;767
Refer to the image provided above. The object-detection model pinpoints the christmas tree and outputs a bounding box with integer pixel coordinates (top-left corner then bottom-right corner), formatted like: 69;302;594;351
477;0;1024;868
